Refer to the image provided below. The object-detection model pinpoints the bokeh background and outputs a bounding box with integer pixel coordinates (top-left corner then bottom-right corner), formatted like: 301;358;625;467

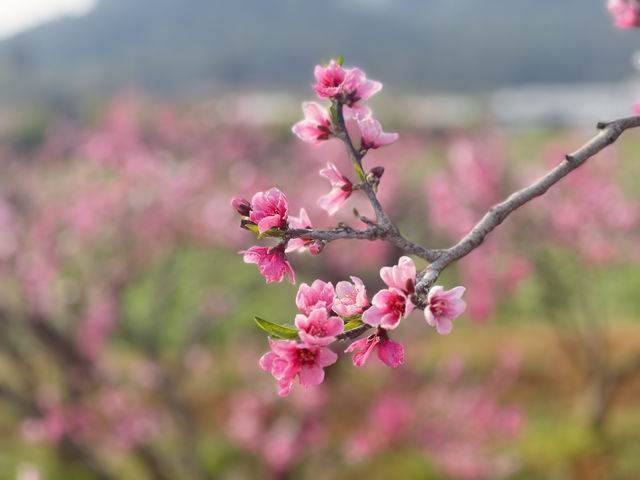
1;1;640;479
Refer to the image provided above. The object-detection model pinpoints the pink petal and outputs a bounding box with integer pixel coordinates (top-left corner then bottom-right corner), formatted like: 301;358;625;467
435;317;453;335
299;364;325;387
377;340;404;367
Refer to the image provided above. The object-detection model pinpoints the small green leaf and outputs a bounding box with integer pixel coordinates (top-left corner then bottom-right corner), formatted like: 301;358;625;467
336;55;344;66
254;317;299;340
257;228;285;239
343;316;363;331
244;223;285;239
354;162;366;182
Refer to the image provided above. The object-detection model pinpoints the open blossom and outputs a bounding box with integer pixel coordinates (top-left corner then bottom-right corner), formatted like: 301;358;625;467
358;118;398;150
313;60;382;104
362;288;413;330
380;256;415;295
249;187;289;234
286;208;313;253
608;0;640;28
295;309;344;345
292;102;332;145
424;286;467;335
317;162;353;215
239;245;295;284
259;338;337;396
296;280;335;315
332;276;369;317
344;329;404;368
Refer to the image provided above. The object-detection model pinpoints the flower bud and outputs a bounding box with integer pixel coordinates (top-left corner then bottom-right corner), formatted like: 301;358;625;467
308;240;325;255
369;166;385;179
231;197;251;217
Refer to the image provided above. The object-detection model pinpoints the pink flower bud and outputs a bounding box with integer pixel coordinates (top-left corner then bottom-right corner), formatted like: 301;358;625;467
308;240;325;255
231;197;251;217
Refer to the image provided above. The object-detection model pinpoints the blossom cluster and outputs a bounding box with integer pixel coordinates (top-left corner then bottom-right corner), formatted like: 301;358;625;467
256;257;466;396
233;60;467;396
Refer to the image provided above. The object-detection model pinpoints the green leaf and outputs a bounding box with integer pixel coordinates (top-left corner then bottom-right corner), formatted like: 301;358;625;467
354;162;366;182
254;317;299;340
244;223;285;239
336;55;344;66
343;316;363;332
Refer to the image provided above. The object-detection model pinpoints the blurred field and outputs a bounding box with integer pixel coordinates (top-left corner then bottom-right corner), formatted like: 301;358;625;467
0;95;638;479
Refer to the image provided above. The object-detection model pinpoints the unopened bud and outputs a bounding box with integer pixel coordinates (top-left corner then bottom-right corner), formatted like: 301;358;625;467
369;166;384;179
308;240;325;255
231;197;251;216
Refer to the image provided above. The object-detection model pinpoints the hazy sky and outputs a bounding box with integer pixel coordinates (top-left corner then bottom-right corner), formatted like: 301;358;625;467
0;0;96;39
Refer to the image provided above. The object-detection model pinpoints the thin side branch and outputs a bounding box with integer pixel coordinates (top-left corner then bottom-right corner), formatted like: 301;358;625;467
416;115;640;294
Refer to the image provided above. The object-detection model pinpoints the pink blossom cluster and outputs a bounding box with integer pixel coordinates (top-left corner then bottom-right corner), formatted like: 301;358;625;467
347;353;522;480
293;59;398;215
608;0;640;28
258;256;466;396
227;389;327;475
232;61;468;396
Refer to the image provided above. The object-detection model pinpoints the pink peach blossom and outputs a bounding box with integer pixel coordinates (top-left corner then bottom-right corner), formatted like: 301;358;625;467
424;286;467;335
358;118;398;150
313;61;382;103
239;245;295;284
249;187;289;234
292;102;333;145
295;309;344;345
317;162;353;215
259;338;337;396
344;329;404;367
286;208;314;253
342;68;382;103
332;276;369;317
380;256;416;295
296;279;335;315
362;288;413;330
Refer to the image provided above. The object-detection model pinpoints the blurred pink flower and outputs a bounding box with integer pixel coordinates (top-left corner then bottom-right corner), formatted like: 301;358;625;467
249;187;289;234
239;245;295;284
424;286;467;335
332;276;369;317
296;279;335;315
292;102;332;144
358;118;398;150
259;338;337;396
608;0;640;28
317;162;353;215
295;308;344;345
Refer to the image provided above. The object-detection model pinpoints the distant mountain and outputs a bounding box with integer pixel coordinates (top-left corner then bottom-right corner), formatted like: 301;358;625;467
0;0;639;107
